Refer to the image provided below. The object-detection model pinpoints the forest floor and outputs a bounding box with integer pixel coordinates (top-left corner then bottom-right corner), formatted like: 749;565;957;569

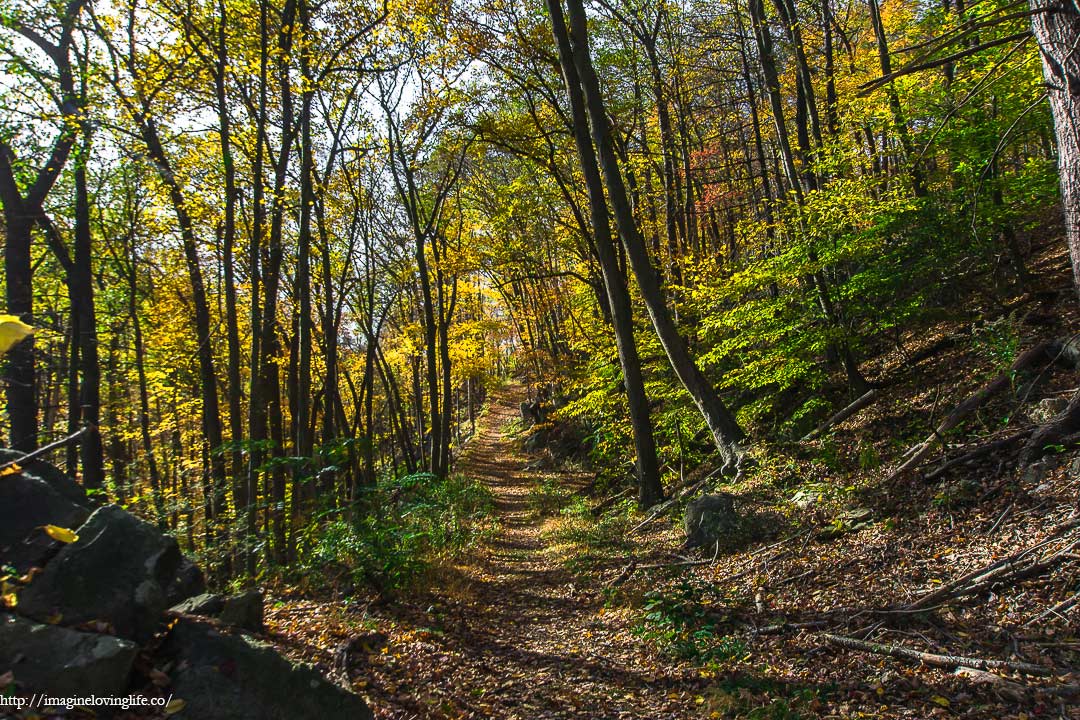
269;383;721;719
266;371;1080;719
266;244;1080;720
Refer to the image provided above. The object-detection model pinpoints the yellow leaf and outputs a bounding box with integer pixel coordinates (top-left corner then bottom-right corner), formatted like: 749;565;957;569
2;592;17;608
0;315;33;355
42;525;79;543
931;695;950;707
164;698;186;715
0;463;21;477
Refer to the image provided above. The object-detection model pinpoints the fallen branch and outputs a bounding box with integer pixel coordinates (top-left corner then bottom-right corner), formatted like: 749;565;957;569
590;487;633;517
616;530;811;585
887;340;1053;481
1023;590;1080;628
0;426;90;475
820;633;1052;676
802;389;880;442
630;468;721;534
903;520;1080;610
754;620;829;636
922;428;1033;482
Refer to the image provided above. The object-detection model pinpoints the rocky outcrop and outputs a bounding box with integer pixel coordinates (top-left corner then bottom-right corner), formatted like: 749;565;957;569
0;454;373;719
19;505;183;642
0;614;137;697
165;618;373;720
171;588;264;633
0;451;91;574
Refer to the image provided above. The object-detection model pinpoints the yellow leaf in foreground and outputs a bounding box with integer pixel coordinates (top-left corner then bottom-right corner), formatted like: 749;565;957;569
0;315;33;355
930;695;950;708
0;464;21;477
2;592;17;608
164;698;186;715
42;525;79;543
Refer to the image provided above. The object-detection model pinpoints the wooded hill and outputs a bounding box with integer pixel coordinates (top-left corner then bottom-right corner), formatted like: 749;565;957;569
1;2;1079;714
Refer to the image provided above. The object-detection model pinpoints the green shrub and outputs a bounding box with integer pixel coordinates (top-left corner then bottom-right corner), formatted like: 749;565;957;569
527;475;573;517
633;577;747;664
303;472;494;593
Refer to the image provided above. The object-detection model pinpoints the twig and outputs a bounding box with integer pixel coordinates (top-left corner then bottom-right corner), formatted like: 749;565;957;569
1022;591;1080;628
985;503;1014;536
0;427;90;474
820;633;1052;676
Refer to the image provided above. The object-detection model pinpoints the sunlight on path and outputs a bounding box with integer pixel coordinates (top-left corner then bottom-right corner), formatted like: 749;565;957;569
365;382;705;720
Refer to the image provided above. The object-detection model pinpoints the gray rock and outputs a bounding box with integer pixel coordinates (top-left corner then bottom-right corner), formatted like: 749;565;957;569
165;618;373;720
219;589;263;633
172;589;263;633
0;449;89;508
0;468;91;573
0;613;137;696
684;493;742;550
1029;397;1069;425
19;505;181;641
166;556;207;606
171;592;226;617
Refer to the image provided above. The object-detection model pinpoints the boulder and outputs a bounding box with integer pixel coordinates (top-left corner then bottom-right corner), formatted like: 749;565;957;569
19;505;182;641
0;470;91;574
219;589;264;632
1029;397;1069;425
164;618;373;720
171;589;263;633
0;614;137;697
171;592;226;617
683;493;742;550
166;555;207;606
0;449;89;508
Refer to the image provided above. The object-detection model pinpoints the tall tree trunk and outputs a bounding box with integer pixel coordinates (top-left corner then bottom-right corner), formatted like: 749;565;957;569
868;0;925;195
215;0;247;564
1032;0;1080;299
73;145;105;490
547;0;663;507
562;0;749;473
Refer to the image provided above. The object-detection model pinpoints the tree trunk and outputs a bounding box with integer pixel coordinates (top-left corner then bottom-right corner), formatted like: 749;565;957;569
1032;0;1080;299
73;150;105;490
547;0;664;507
562;0;749;473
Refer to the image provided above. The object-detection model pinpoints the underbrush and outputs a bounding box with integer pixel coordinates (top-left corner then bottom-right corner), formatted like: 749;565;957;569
631;576;748;665
527;475;574;517
300;472;495;594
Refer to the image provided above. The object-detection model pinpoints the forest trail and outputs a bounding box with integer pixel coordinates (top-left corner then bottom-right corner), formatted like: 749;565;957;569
357;382;706;719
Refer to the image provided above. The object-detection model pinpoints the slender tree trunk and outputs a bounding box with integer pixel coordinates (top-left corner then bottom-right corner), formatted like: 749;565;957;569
547;0;663;507
562;0;749;473
73;146;105;489
868;0;925;195
215;0;247;565
128;244;167;527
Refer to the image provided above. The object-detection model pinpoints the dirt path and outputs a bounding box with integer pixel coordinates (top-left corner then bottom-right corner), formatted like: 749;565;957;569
357;383;705;719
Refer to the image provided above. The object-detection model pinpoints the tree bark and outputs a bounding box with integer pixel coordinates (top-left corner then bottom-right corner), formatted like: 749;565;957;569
1032;0;1080;299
